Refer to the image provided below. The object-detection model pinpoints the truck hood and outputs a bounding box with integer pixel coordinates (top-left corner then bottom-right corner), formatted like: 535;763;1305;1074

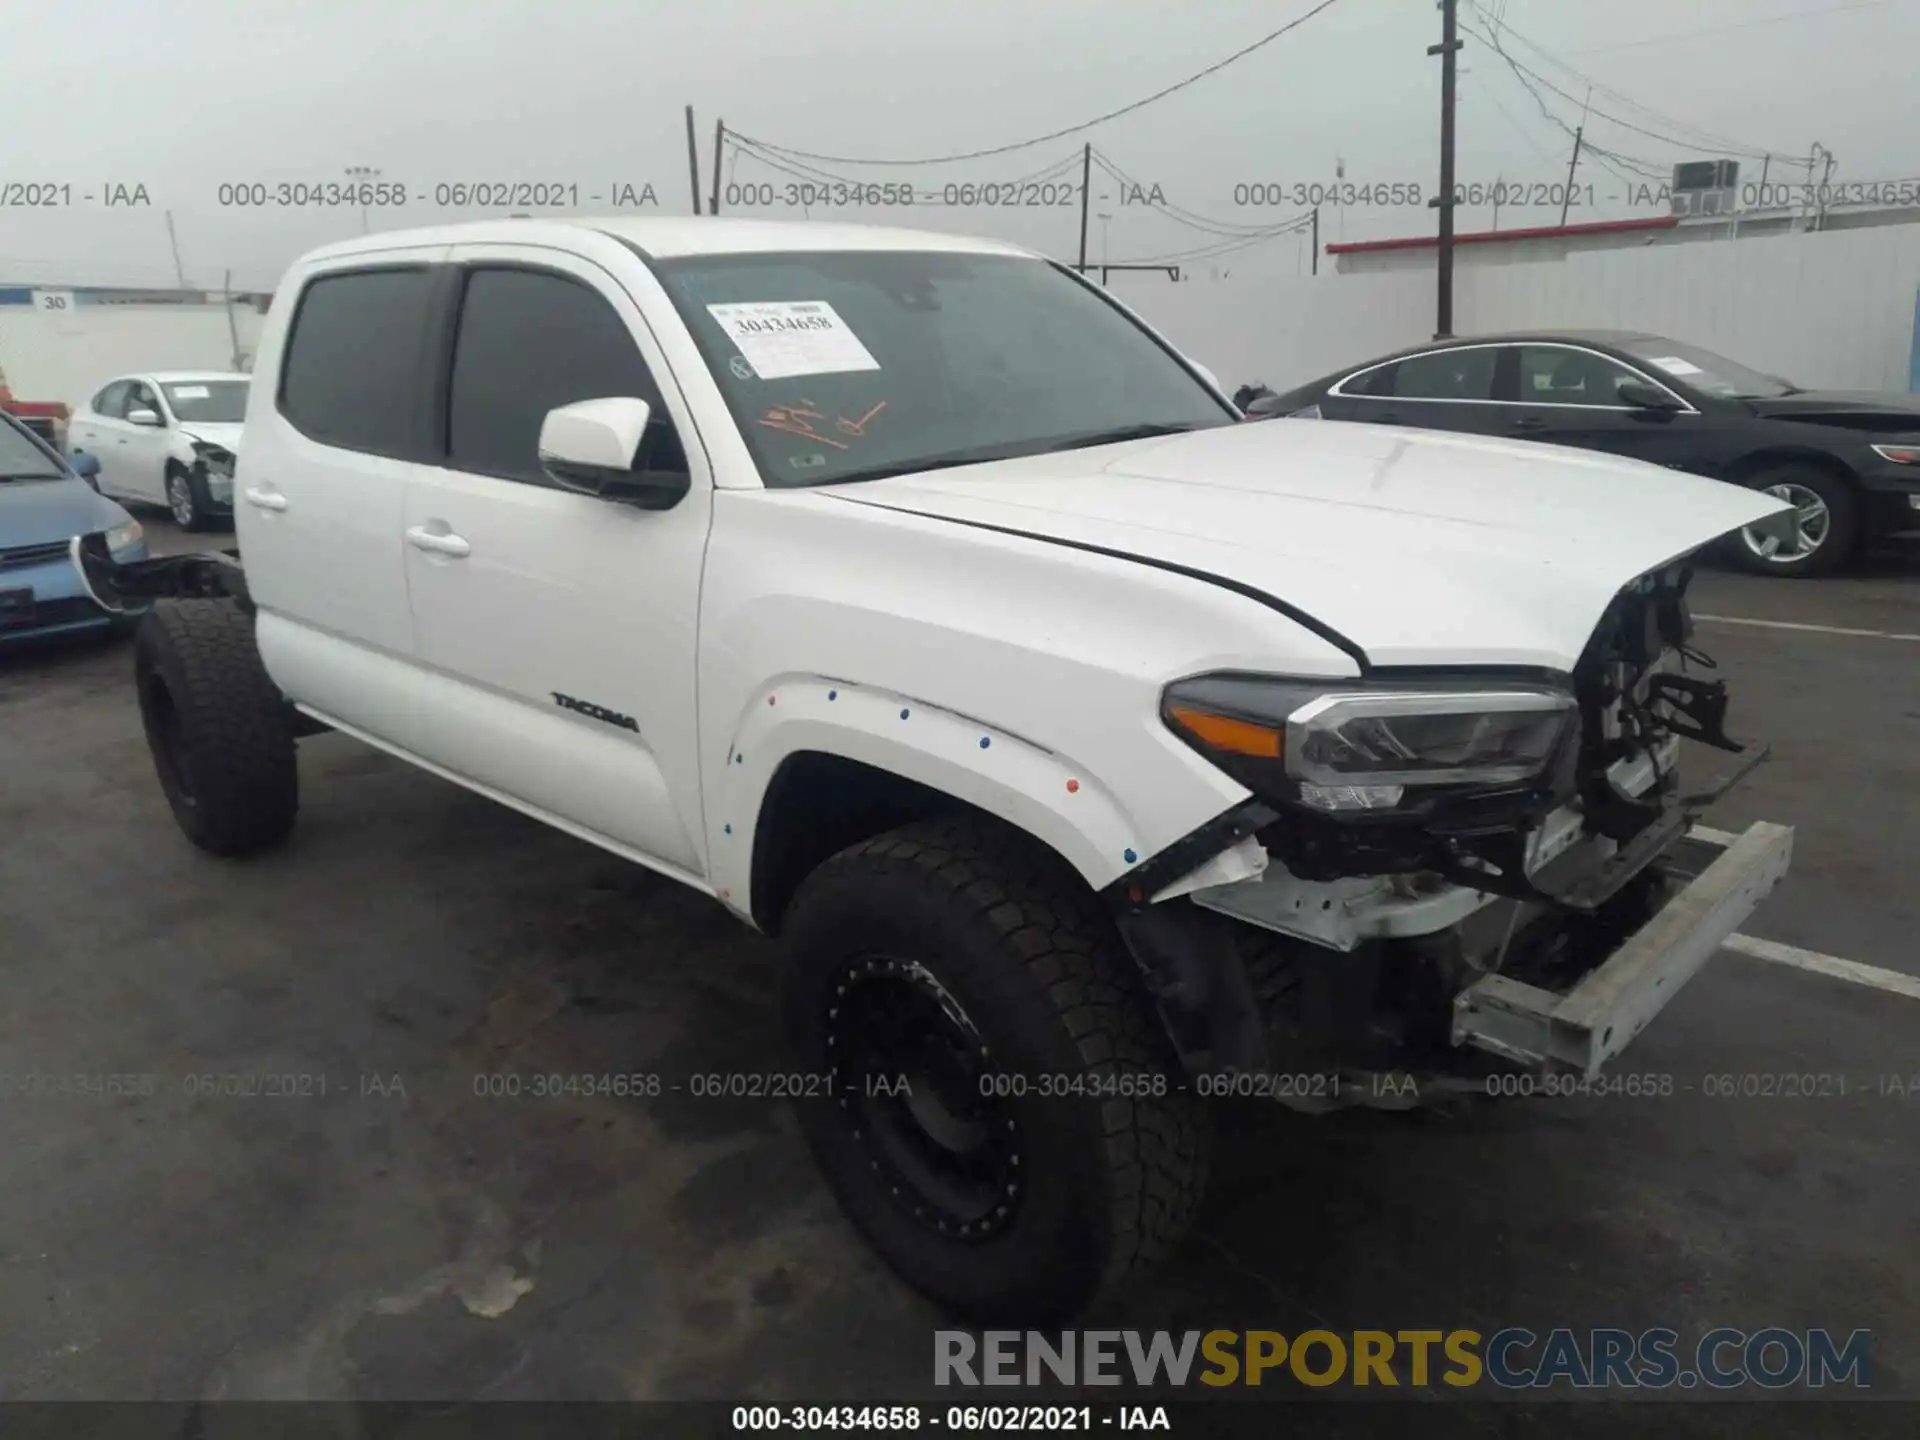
178;422;244;452
837;420;1791;671
0;476;129;547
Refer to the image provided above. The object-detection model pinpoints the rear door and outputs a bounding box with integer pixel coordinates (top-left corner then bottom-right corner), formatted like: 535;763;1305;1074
399;246;713;876
239;250;447;744
1327;345;1504;435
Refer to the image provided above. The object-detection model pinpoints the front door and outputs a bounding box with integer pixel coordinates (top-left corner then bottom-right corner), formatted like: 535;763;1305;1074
401;249;713;877
1503;343;1701;469
119;379;176;506
73;381;130;495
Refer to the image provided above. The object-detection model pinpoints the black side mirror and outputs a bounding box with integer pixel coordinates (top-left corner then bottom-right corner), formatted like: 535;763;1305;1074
538;397;691;511
594;465;691;511
1617;381;1683;412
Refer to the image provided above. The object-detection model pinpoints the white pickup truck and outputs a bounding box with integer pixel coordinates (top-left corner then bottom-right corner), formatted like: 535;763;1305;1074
73;216;1795;1324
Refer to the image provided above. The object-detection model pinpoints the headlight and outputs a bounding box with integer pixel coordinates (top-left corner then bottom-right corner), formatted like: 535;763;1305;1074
1164;675;1577;813
191;441;236;476
105;519;144;552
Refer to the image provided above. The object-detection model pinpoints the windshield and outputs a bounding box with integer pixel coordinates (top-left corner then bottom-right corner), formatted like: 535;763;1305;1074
1617;339;1796;399
162;379;250;424
0;418;66;482
652;250;1234;487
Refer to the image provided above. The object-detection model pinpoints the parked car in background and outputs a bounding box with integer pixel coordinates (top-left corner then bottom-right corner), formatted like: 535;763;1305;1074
1;411;147;646
70;372;249;532
1250;331;1920;577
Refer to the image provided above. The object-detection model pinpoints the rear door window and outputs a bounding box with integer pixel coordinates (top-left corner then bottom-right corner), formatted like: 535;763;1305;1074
278;268;436;456
1383;348;1498;401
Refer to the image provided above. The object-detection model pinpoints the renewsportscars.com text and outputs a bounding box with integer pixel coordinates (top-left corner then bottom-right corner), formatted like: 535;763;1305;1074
935;1328;1873;1391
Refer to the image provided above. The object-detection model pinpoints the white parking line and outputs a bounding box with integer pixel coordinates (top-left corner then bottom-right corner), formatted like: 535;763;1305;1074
1683;824;1920;999
1694;613;1920;643
1722;933;1920;1002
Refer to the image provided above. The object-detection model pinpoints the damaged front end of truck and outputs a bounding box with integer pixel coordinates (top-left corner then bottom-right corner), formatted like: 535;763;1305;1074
1106;558;1794;1107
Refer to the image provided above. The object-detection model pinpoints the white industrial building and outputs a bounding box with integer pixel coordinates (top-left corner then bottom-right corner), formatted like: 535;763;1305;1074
0;284;272;429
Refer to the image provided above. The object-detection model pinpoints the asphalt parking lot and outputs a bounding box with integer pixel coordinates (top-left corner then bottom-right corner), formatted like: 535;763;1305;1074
2;517;1915;1432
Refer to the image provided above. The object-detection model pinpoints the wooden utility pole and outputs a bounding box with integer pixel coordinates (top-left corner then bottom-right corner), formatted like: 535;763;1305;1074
710;120;726;215
684;106;702;215
222;268;241;370
1429;0;1462;338
1077;144;1092;271
1310;206;1319;275
1558;87;1591;227
164;211;189;288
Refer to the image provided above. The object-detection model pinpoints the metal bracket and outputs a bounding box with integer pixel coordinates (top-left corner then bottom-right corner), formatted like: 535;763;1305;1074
1451;821;1793;1078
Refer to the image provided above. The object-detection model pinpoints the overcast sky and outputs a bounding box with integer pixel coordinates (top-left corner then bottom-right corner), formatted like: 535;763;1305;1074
3;0;1915;290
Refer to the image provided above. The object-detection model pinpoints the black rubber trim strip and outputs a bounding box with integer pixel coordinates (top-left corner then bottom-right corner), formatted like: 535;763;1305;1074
605;234;657;265
1103;799;1279;913
824;492;1373;672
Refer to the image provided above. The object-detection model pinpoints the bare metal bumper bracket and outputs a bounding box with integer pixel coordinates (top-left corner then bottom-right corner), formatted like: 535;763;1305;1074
1451;820;1794;1078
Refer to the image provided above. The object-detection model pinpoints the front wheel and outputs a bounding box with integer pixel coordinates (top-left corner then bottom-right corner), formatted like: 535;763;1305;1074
1730;466;1859;578
167;466;216;533
781;818;1210;1324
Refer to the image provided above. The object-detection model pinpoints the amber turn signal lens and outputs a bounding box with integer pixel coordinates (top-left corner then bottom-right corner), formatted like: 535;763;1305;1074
1167;704;1283;759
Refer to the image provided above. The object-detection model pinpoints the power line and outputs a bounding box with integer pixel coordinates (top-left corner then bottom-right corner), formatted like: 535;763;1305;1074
1569;0;1898;57
1091;149;1313;238
724;133;1085;201
1112;217;1317;268
729;0;1351;166
1466;2;1813;164
1463;15;1737;181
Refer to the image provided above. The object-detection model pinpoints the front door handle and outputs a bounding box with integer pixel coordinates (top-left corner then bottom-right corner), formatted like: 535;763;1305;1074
406;526;471;558
1375;411;1403;424
244;487;288;512
1511;416;1547;432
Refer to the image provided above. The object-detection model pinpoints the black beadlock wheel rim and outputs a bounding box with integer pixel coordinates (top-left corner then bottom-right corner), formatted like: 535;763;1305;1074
823;956;1023;1242
139;667;196;809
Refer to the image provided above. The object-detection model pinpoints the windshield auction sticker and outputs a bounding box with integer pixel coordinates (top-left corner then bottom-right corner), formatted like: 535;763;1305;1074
705;300;880;380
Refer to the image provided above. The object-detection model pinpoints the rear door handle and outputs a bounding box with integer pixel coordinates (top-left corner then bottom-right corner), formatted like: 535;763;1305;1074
244;487;288;512
1511;416;1547;432
1375;411;1403;424
406;526;470;558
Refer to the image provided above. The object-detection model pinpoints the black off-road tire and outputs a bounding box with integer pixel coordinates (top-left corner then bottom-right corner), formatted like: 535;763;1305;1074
134;598;297;856
782;816;1211;1324
1727;464;1860;578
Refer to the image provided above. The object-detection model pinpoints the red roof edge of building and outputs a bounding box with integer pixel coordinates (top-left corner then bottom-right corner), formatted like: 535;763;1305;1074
1326;214;1679;256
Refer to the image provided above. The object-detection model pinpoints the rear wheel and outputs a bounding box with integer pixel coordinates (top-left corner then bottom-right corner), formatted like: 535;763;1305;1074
1730;465;1858;578
781;817;1209;1323
134;599;298;856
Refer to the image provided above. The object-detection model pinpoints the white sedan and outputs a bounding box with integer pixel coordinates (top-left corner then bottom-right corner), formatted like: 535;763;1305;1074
71;372;248;531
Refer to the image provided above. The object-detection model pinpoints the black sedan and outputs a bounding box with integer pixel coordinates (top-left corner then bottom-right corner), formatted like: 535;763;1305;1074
1247;330;1920;576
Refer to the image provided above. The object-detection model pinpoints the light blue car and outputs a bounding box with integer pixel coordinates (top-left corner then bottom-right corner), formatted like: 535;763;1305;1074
0;410;149;646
